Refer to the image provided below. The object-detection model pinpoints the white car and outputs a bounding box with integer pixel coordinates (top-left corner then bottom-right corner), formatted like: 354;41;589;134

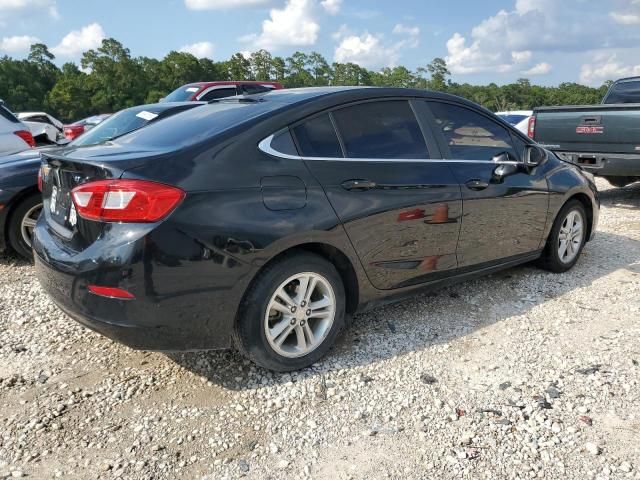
17;112;64;145
496;110;533;136
0;101;34;155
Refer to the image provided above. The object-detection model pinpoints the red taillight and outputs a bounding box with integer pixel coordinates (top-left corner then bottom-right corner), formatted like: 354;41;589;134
14;130;35;148
71;179;185;223
64;125;83;140
527;116;536;139
88;285;135;299
37;167;43;192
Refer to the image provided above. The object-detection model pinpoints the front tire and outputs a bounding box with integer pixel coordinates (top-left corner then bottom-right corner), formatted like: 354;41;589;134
233;252;345;371
8;194;42;260
538;200;587;273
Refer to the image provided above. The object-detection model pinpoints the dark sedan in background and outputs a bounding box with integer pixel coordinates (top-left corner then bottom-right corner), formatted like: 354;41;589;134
33;87;599;371
1;101;204;258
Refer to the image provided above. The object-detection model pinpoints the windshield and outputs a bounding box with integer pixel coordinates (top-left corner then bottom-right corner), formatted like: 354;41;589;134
164;85;201;102
603;80;640;104
497;114;529;125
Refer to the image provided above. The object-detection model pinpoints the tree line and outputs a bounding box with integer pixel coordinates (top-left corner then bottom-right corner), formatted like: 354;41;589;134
0;39;611;122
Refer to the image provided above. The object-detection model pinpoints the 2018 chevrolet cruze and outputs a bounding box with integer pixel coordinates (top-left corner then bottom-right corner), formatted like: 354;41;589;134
33;87;599;371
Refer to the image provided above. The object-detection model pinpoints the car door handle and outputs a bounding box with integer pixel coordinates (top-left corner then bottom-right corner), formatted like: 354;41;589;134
465;179;489;191
341;179;377;191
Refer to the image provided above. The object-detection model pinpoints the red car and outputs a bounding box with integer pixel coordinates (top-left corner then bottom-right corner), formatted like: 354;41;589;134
163;81;283;102
63;114;111;140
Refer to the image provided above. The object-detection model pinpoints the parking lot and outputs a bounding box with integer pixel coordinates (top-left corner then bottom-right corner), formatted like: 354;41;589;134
0;178;638;479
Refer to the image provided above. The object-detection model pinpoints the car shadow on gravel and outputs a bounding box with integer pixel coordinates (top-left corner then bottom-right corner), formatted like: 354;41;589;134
170;223;640;391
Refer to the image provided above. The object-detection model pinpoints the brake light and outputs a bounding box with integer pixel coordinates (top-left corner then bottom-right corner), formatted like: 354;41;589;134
71;179;185;223
527;116;536;139
88;285;135;299
14;130;35;148
37;167;43;192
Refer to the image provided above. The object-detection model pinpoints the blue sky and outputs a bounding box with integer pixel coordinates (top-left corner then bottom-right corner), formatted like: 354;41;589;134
1;0;639;86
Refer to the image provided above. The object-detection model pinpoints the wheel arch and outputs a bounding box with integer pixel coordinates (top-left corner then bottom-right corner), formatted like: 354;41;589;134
241;242;361;318
565;192;594;242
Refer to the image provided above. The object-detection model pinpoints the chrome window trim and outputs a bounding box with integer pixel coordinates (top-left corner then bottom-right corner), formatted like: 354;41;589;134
258;134;523;165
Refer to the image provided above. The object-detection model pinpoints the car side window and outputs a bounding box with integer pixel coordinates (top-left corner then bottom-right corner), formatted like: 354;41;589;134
270;129;298;156
428;102;518;161
200;88;237;101
292;114;343;158
332;100;429;159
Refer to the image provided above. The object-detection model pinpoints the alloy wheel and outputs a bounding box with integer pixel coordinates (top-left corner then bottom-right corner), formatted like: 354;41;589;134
20;203;42;248
557;209;584;264
264;272;336;358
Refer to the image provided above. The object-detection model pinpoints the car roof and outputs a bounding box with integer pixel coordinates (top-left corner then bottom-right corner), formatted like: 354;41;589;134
18;112;50;117
111;87;495;151
187;81;282;88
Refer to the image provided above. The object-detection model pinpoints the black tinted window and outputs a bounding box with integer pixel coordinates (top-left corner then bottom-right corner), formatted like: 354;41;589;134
604;80;640;104
270;129;298;156
200;88;237;101
332;101;428;159
428;102;517;161
293;114;342;158
0;105;20;123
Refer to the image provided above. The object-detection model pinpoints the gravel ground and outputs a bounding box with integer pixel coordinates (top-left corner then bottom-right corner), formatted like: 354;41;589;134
1;178;639;480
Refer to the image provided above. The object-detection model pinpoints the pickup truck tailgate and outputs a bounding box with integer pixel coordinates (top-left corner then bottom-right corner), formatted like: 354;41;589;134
535;105;640;154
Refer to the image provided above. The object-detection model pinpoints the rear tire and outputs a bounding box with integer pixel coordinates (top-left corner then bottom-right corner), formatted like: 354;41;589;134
7;193;42;260
537;200;587;273
233;252;345;371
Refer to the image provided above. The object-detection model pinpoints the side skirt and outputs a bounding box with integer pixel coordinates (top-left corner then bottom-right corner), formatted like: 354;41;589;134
358;250;543;313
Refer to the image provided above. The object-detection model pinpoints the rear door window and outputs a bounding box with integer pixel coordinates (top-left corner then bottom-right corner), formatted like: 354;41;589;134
332;101;429;159
428;102;518;161
292;114;343;158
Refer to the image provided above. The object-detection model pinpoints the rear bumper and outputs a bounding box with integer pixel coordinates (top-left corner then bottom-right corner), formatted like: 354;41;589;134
32;216;251;351
555;152;640;177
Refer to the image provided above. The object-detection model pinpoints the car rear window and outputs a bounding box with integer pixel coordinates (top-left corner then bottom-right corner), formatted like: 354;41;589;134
117;101;282;149
0;104;21;124
293;114;343;158
332;101;429;159
603;80;640;104
164;85;201;102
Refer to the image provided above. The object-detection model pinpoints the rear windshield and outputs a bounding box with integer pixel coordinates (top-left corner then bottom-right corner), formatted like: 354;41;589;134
603;80;640;104
117;101;284;149
164;85;201;102
0;104;21;123
497;114;528;125
72;105;199;146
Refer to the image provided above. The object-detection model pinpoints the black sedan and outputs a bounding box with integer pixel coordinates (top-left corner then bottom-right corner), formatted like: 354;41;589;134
0;101;204;259
33;87;599;371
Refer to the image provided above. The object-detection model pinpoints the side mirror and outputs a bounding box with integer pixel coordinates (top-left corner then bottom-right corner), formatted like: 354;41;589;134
524;145;546;167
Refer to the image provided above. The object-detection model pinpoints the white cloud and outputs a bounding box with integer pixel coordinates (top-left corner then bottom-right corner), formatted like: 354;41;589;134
320;0;341;15
580;53;640;85
334;32;399;68
333;22;420;68
0;0;58;19
179;41;215;58
610;0;640;24
0;34;39;53
392;24;419;37
241;0;319;50
184;0;268;9
445;0;640;76
51;23;105;57
511;50;532;63
522;62;552;75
